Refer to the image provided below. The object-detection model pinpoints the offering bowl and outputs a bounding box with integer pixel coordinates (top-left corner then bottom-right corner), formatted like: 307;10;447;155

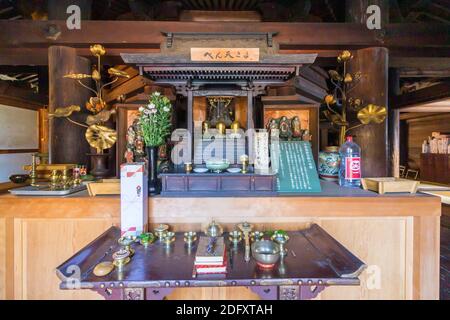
206;158;230;173
251;240;280;269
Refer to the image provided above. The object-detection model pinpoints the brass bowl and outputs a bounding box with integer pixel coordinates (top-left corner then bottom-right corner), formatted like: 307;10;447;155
251;240;280;269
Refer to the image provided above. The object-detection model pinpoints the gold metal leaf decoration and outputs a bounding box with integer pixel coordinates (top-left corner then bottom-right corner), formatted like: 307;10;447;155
48;105;81;118
90;44;106;57
357;104;387;125
108;67;130;78
64;73;92;80
344;73;353;83
85;124;117;153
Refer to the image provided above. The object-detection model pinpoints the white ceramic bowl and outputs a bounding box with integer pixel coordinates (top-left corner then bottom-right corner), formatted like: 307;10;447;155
193;167;208;173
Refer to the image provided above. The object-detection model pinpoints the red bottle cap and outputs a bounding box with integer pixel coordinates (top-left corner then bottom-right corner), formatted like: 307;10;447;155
346;136;353;142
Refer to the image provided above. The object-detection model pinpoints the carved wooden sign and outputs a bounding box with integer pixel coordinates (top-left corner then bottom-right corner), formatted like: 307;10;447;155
190;48;259;62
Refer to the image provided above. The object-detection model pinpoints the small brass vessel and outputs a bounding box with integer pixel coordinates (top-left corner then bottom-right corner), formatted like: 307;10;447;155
230;120;240;133
216;121;226;135
139;232;155;248
271;232;290;257
162;231;176;246
229;230;242;245
154;224;169;240
112;249;131;269
205;220;223;237
184;231;197;246
184;162;193;174
251;231;264;242
118;236;136;256
240;154;249;174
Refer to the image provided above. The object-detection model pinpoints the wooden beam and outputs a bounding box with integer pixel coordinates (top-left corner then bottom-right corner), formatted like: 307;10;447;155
392;82;450;109
0;82;47;109
103;75;148;104
0;20;447;50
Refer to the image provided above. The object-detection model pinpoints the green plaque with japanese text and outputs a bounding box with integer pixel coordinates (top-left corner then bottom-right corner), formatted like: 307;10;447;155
272;141;321;193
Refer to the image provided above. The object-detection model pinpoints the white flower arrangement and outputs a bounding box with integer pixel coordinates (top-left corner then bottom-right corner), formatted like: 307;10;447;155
139;92;172;147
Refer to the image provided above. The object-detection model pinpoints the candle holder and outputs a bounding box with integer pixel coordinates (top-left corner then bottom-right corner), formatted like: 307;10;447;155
154;224;169;240
228;230;242;245
251;231;264;242
271;232;290;257
118;236;136;256
240;154;249;174
162;232;176;246
184;231;197;246
184;162;193;173
112;248;131;270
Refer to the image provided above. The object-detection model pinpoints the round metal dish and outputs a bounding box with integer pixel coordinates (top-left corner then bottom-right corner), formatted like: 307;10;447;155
193;167;208;173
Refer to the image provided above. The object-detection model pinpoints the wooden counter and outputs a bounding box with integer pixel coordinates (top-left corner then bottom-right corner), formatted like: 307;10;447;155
0;182;441;300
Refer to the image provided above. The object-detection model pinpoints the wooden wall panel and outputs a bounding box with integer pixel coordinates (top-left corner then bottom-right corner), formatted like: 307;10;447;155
13;218;113;300
318;218;410;300
0;218;5;299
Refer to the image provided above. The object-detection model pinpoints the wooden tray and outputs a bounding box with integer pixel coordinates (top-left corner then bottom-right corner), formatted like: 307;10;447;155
361;177;419;194
87;179;120;196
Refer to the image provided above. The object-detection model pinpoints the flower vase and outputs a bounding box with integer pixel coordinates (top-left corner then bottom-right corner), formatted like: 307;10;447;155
146;146;160;195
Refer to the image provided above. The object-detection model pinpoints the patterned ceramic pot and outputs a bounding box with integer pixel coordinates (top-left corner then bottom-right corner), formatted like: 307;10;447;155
318;146;340;181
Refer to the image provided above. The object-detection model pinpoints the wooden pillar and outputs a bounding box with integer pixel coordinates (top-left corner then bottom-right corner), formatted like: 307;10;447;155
247;91;254;130
348;47;389;177
388;68;401;177
187;89;193;161
48;46;92;164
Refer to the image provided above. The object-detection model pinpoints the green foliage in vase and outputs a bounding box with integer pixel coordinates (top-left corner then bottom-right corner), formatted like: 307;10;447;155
139;92;172;147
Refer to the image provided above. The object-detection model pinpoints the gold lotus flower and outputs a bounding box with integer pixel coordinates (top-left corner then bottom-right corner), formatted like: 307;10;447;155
357;104;387;125
86;97;106;114
64;73;92;80
337;50;353;63
108;67;130;78
323;110;348;127
328;70;342;82
92;69;101;81
324;94;336;105
90;44;106;57
85;124;117;153
344;73;353;83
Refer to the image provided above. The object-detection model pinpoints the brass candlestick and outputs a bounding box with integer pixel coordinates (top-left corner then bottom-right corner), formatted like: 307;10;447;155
237;222;254;262
30;154;38;187
49;170;60;190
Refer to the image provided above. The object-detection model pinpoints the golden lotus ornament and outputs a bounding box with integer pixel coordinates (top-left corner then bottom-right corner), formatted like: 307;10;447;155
85;124;117;153
328;70;342;81
357;104;387;125
337;50;353;63
344;73;353;83
86;97;106;114
90;44;106;57
48;105;81;118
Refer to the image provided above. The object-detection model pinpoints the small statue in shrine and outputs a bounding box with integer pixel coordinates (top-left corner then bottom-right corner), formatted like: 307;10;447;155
124;125;136;163
279;116;292;140
291;116;302;139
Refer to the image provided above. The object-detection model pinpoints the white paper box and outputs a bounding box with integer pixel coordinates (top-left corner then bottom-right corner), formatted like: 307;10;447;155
120;163;148;237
